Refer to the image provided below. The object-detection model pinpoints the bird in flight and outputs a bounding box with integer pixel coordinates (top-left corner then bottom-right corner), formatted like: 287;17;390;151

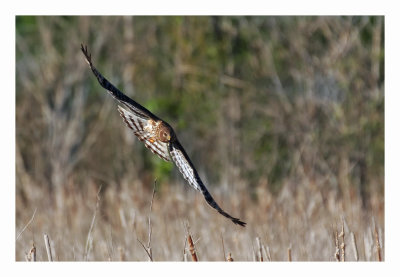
81;44;246;227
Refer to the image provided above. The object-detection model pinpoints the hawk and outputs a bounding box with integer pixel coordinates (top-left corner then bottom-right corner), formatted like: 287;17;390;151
81;45;246;227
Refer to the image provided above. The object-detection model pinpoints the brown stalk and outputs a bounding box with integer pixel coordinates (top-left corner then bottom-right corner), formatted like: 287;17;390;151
187;234;198;262
339;220;345;262
334;230;340;261
25;243;36;262
256;237;263;261
374;225;382;261
288;246;292;261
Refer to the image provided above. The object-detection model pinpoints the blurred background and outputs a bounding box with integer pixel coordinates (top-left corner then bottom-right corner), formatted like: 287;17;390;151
16;16;384;261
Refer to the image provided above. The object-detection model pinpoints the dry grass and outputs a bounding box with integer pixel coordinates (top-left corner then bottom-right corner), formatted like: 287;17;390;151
15;16;384;262
187;233;198;262
43;233;53;262
287;247;292;262
25;244;36;262
340;220;345;262
15;177;384;261
374;223;382;262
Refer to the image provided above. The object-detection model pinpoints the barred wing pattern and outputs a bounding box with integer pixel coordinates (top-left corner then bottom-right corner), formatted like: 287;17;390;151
118;106;171;162
168;142;200;191
81;44;246;227
169;141;246;226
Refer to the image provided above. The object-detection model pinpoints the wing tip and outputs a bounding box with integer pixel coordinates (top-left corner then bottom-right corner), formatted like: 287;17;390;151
232;218;247;227
80;43;92;66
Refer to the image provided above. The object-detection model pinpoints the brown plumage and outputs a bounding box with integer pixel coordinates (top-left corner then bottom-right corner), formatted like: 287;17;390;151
81;44;246;227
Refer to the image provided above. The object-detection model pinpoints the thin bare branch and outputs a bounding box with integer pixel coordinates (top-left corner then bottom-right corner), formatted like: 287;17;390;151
137;179;157;261
84;185;102;261
137;238;152;261
16;208;37;241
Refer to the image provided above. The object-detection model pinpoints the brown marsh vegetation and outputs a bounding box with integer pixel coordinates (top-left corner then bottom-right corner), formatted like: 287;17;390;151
16;16;384;261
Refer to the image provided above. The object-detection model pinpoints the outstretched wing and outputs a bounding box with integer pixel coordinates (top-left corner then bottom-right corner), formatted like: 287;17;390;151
82;44;245;227
81;44;160;121
169;139;246;227
81;44;170;162
117;106;171;162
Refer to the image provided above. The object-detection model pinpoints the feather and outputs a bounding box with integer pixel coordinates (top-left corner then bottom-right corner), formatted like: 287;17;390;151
169;140;246;227
81;44;245;227
118;106;171;162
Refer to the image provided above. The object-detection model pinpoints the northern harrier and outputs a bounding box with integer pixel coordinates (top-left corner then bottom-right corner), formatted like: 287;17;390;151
81;44;245;227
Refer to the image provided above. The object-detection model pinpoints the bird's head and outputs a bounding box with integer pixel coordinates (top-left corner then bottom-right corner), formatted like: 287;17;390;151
158;125;172;143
